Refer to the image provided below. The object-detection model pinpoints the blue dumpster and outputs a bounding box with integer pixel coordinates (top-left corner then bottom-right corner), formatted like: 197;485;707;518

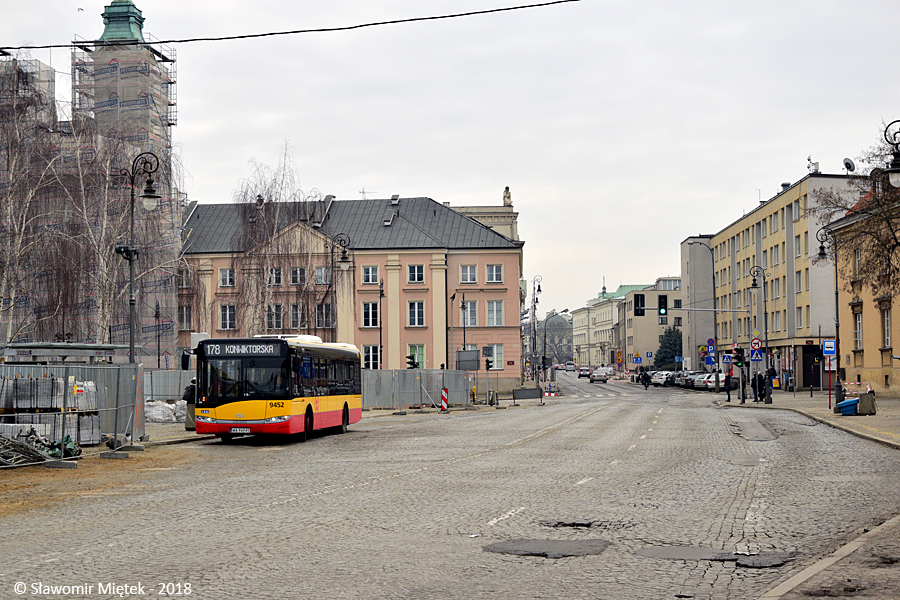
836;398;859;416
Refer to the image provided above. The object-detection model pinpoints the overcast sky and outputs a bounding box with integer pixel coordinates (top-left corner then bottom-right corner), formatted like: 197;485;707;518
4;0;899;317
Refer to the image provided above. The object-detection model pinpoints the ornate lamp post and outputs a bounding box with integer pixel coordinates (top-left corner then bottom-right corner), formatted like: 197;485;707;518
115;152;161;364
750;265;771;402
328;232;351;343
816;226;840;403
882;119;900;188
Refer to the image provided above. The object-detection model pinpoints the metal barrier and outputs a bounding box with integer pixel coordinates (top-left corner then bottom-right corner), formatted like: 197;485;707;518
0;363;143;445
362;370;472;410
143;370;193;402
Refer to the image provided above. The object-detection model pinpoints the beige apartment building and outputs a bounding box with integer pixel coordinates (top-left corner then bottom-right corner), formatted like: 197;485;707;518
572;285;648;368
699;173;856;389
622;278;682;371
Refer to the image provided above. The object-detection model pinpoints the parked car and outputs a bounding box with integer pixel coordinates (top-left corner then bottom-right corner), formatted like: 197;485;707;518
578;366;591;378
685;372;706;389
651;371;671;387
705;372;724;391
589;368;609;383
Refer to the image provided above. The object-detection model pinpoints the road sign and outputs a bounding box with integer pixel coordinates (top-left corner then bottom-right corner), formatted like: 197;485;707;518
675;355;683;363
633;356;642;364
705;356;714;365
752;329;761;338
750;349;763;362
722;354;732;363
707;345;715;354
646;352;653;358
633;348;641;357
823;339;836;356
707;338;716;346
750;338;762;350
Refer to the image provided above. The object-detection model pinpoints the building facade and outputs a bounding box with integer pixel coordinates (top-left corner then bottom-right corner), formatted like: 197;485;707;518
623;278;682;371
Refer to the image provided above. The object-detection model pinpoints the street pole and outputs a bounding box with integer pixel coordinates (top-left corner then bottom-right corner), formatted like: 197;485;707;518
329;233;351;343
379;278;385;369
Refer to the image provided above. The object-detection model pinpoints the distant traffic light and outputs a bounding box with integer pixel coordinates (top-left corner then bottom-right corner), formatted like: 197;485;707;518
733;347;744;367
485;358;493;370
634;293;645;316
406;354;418;369
658;294;668;316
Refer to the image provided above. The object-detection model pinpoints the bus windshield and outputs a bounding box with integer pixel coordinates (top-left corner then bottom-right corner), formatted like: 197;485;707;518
203;356;291;404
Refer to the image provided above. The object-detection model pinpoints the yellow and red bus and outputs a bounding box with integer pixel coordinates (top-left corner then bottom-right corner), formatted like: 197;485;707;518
187;335;362;443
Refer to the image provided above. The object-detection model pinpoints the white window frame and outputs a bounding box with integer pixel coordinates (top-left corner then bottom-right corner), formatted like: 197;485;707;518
408;264;424;283
220;305;236;330
488;344;503;370
409;344;425;369
461;300;477;327
884;308;892;348
363;302;379;328
177;305;192;331
291;267;306;286
267;267;282;287
315;266;332;285
362;266;378;285
290;303;306;329
487;300;503;326
408;301;425;327
486;264;503;283
460;265;477;284
266;304;283;329
363;345;379;369
317;303;333;328
220;268;235;288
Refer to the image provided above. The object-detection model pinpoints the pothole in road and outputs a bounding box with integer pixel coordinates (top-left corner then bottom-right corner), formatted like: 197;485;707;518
540;519;636;531
635;546;796;568
483;539;611;559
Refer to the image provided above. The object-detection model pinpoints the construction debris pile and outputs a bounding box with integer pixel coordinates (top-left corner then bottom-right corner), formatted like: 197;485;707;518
0;376;101;447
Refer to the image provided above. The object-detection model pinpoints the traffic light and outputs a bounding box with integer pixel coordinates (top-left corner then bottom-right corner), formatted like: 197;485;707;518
733;347;744;367
634;293;645;316
485;358;493;370
406;354;418;369
658;294;668;316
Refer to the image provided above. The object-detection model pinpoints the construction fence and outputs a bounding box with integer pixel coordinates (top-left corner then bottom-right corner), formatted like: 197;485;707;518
363;369;479;410
0;364;143;450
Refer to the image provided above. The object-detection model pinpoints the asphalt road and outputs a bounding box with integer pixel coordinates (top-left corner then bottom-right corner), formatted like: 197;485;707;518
3;374;900;599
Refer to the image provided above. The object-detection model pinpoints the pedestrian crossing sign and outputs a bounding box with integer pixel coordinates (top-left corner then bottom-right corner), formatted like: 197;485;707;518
750;349;763;362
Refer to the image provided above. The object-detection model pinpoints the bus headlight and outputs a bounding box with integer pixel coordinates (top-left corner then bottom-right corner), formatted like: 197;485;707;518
264;415;290;424
195;415;215;423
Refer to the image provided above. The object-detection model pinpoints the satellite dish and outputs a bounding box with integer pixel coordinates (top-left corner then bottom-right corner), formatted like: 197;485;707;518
843;158;856;172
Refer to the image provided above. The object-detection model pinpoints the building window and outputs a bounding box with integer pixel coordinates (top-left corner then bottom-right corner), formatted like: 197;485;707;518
408;301;425;327
363;302;379;327
658;317;668;325
266;304;283;329
773;278;781;298
795;271;802;293
178;305;192;331
487;300;503;326
854;250;861;280
363;345;379;369
761;219;767;238
884;308;892;348
290;304;306;329
291;267;306;285
772;212;779;232
315;267;332;285
461;265;477;284
317;303;333;328
796;307;803;329
674;316;682;327
408;265;424;283
795;235;801;257
488;344;504;369
220;268;235;287
220;305;236;330
773;245;780;266
854;312;863;349
176;269;190;289
762;250;768;268
362;266;378;284
461;300;477;327
409;344;425;369
267;267;282;286
486;264;503;283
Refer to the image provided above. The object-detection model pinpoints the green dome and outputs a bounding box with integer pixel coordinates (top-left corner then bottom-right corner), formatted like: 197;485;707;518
98;0;146;43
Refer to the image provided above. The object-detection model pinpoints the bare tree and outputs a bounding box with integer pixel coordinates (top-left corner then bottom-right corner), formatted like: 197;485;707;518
811;125;900;301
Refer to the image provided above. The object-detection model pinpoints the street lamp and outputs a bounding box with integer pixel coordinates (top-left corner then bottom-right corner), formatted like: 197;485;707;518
328;232;351;343
115;151;160;364
750;265;772;402
154;301;161;369
530;275;542;379
817;226;841;403
882;119;900;188
688;240;719;391
379;278;385;369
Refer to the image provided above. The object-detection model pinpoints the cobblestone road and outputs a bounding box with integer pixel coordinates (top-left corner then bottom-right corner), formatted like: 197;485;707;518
3;378;900;599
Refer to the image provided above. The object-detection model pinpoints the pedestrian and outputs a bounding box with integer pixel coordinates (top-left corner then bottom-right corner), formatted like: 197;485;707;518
182;377;197;403
751;372;759;402
724;371;732;402
641;370;650;389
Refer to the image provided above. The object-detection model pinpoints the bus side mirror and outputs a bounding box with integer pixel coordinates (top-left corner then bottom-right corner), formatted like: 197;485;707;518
292;356;301;372
181;352;190;371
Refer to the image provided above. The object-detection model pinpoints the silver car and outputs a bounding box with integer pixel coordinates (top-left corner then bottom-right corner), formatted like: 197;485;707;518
589;369;608;383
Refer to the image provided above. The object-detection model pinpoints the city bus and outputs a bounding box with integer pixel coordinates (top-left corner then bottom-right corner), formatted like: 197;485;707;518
184;335;362;443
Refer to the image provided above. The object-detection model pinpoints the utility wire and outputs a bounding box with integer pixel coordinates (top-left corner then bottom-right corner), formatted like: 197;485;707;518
1;0;581;52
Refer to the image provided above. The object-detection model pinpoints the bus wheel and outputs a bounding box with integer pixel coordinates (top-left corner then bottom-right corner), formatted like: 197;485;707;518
338;405;349;434
301;408;313;443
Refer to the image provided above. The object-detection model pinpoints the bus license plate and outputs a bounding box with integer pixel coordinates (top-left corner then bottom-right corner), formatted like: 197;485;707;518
230;427;251;433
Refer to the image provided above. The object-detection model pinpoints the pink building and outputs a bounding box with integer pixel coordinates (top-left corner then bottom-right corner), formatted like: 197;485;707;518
179;196;525;392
